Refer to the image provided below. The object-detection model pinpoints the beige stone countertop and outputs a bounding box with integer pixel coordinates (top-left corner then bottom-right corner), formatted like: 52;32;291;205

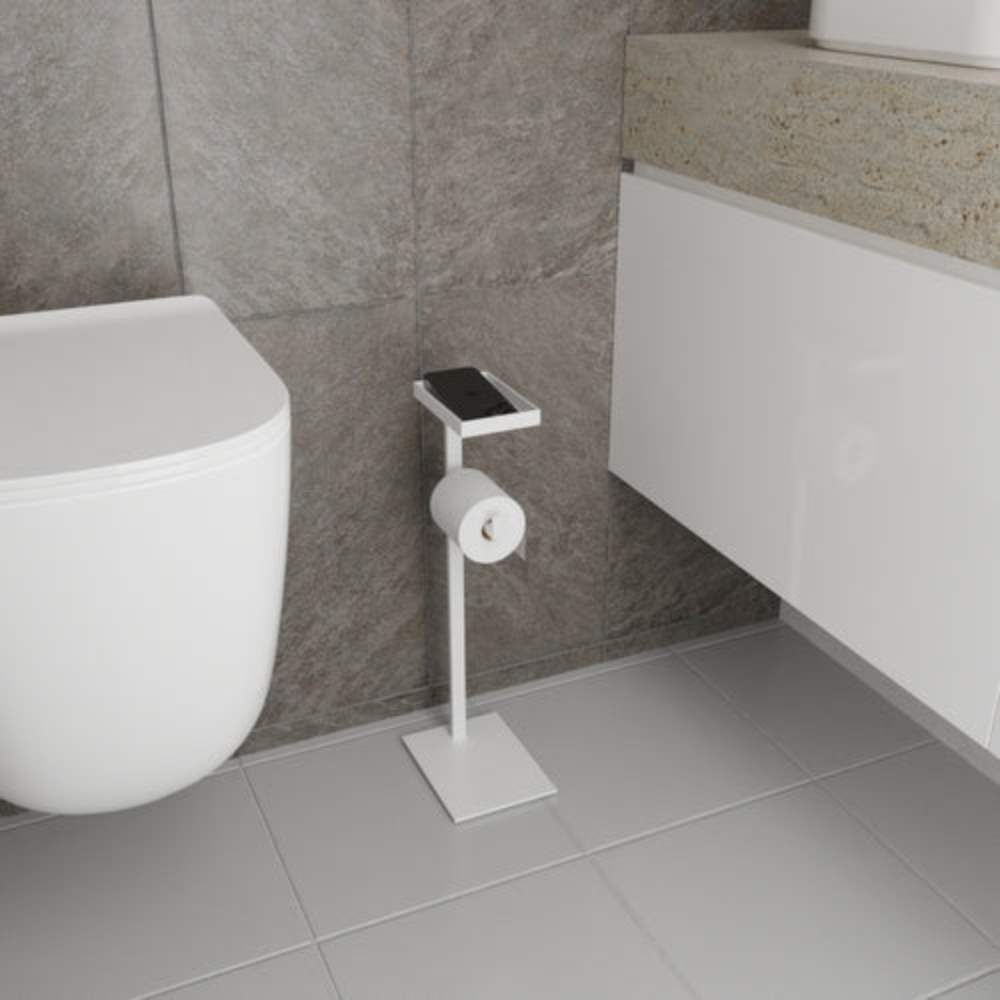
624;30;1000;268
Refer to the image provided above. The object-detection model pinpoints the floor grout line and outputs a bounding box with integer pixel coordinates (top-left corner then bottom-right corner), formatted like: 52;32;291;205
237;764;318;938
580;777;815;858
678;648;937;783
916;962;1000;1000
808;738;938;782
315;775;817;948
314;849;585;946
584;852;702;1000
676;652;1000;960
546;805;703;998
234;764;348;999
131;941;316;1000
816;775;1000;955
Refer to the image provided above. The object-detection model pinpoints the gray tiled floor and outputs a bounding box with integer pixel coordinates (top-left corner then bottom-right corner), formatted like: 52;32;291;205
683;626;931;776
3;624;1000;1000
940;971;1000;999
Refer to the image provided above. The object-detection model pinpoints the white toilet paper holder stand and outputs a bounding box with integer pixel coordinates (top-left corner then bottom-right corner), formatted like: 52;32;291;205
404;372;557;823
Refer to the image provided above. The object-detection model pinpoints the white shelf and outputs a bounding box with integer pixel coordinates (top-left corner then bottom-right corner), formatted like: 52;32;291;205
413;371;541;439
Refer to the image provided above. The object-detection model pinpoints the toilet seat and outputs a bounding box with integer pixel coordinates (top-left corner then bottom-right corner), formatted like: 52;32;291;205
0;294;288;488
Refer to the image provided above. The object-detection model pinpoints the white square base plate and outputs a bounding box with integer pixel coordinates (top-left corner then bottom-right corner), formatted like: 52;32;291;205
403;712;557;823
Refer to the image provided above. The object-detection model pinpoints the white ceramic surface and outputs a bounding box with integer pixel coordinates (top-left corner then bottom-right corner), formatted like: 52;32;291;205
0;295;290;813
611;166;1000;750
811;0;1000;69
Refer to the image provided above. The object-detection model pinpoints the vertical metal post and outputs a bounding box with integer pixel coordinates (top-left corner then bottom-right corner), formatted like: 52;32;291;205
444;425;467;742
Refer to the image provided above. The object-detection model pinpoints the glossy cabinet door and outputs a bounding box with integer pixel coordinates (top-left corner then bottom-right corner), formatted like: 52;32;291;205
611;166;1000;750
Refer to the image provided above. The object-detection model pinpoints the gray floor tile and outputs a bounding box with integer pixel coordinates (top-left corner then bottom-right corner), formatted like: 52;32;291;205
935;970;1000;999
0;771;310;1000
684;626;929;775
597;785;998;1000
493;656;805;849
246;724;579;936
322;860;691;999
157;948;337;1000
826;743;1000;946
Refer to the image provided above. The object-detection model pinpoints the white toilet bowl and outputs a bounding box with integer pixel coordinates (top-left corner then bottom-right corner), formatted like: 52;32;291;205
0;295;290;814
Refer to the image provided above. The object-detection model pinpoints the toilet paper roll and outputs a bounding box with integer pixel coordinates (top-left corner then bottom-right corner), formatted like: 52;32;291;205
430;468;526;564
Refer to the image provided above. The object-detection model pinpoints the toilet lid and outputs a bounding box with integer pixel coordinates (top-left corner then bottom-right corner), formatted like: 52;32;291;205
0;295;289;483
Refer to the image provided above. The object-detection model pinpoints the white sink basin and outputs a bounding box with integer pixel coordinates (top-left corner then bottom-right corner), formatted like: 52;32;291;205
810;0;1000;69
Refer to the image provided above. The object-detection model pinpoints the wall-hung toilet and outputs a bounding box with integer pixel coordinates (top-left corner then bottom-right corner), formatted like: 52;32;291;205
0;295;290;814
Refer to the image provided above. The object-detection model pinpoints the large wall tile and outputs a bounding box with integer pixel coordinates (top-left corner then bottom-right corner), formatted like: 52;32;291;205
630;0;811;34
606;479;778;639
153;0;414;317
0;1;179;314
421;274;615;681
412;0;629;295
241;301;425;729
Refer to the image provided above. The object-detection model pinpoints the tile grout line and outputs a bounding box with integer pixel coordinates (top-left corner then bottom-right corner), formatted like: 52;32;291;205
679;648;947;789
145;0;186;295
677;648;1000;952
677;647;933;781
405;0;436;719
598;0;633;649
317;777;816;949
676;649;820;779
917;963;1000;1000
807;738;938;783
232;293;415;327
547;804;703;999
234;763;348;1000
581;777;815;858
815;775;1000;955
130;941;317;1000
314;850;585;947
584;852;702;1000
676;650;1000;956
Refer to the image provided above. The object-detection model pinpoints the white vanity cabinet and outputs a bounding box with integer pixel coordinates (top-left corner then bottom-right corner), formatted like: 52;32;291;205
610;167;1000;754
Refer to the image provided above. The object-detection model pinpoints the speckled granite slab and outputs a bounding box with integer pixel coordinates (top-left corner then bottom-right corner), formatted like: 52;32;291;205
624;30;1000;268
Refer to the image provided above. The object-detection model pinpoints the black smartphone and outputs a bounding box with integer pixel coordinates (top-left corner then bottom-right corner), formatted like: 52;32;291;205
423;367;517;421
